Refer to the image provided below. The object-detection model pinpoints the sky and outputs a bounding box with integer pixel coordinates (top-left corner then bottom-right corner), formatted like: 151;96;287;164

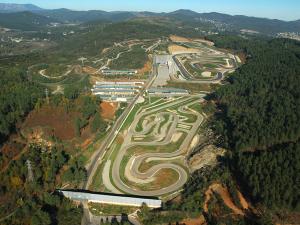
1;0;300;21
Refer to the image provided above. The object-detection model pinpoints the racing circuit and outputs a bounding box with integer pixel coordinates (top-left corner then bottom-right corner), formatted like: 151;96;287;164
86;37;241;198
76;37;243;224
100;95;205;196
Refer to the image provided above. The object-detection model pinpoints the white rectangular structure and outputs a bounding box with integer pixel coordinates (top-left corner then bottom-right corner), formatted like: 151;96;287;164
59;190;162;208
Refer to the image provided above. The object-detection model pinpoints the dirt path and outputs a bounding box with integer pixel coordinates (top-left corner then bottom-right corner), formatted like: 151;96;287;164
204;183;244;216
39;67;73;79
238;191;249;209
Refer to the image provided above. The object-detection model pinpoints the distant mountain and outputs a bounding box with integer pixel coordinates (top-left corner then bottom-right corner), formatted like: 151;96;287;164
203;13;300;34
0;11;56;31
0;3;43;12
0;5;299;34
36;9;157;23
37;8;300;34
167;10;300;34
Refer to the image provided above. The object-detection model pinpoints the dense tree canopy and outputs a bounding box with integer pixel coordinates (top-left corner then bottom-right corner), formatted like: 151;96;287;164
211;37;300;212
213;39;300;151
236;142;300;210
0;68;43;142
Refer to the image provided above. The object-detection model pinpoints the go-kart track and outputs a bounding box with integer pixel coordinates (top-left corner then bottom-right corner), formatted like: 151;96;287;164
84;37;241;200
76;36;242;225
101;95;205;196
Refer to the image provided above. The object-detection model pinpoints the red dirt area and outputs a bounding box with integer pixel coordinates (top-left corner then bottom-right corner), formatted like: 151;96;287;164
138;60;152;74
204;183;244;216
179;216;207;225
23;105;80;140
100;102;118;120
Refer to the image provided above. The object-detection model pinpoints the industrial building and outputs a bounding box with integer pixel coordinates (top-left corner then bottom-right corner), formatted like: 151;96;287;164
147;87;189;96
101;69;138;76
59;190;162;208
91;81;144;102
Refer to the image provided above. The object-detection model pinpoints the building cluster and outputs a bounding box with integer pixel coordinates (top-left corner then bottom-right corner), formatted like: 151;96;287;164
91;81;144;102
196;17;230;32
277;32;300;41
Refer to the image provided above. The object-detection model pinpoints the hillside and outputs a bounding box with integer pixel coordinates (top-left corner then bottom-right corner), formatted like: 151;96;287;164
209;37;300;221
54;19;202;58
36;8;138;23
0;11;56;30
0;68;107;225
168;10;300;34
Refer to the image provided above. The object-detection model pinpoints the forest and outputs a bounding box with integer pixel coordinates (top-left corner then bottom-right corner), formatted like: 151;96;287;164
213;38;300;151
236;142;300;210
0;68;43;143
0;144;84;225
210;37;300;214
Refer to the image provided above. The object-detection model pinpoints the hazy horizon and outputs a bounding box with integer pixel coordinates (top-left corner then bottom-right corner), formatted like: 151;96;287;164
0;0;299;21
